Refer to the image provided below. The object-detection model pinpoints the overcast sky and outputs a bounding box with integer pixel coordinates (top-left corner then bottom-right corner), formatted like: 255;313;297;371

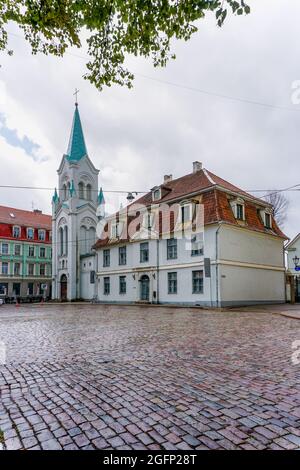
0;0;299;239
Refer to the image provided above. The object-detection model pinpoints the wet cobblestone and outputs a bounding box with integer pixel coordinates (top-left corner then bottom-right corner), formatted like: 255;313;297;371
0;303;300;450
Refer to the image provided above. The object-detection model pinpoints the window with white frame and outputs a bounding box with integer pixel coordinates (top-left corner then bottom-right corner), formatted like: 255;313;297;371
27;227;34;240
112;222;122;238
192;270;204;294
38;229;46;241
28;246;35;257
1;262;8;275
191;234;204;256
14;244;21;256
119;246;127;265
140;242;149;263
119;276;126;294
103;249;110;267
40;247;46;258
14;263;21;276
28;263;35;276
13;226;21;238
39;264;46;276
264;212;272;228
236;203;244;220
1;243;9;255
168;272;177;294
181;204;191;224
104;277;110;295
167;237;177;260
152;188;161;202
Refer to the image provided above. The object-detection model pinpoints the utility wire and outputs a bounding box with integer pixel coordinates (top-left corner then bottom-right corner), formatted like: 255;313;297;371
6;31;300;113
0;183;297;197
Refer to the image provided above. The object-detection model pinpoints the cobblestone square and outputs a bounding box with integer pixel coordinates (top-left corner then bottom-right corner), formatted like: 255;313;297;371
0;304;300;450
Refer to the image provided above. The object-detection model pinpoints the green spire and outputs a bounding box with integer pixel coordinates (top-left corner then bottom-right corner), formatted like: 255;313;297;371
69;180;76;197
66;104;87;161
52;188;59;204
97;187;105;205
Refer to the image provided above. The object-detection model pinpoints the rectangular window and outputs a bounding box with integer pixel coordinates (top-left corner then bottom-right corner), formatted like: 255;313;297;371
192;270;204;294
39;264;46;276
104;277;110;295
119;276;126;294
167;238;177;260
40;247;46;258
1;262;8;275
0;283;8;295
14;244;21;256
140;242;149;263
1;243;9;255
13;226;21;238
181;205;190;223
38;230;46;241
27;227;34;240
27;282;34;296
191;234;204;256
236;204;244;220
119;246;127;265
168;272;177;294
14;263;20;276
28;246;35;257
13;283;20;296
103;249;110;267
265;213;271;228
28;263;35;276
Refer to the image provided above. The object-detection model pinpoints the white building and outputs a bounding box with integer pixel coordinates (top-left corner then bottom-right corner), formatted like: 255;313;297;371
94;162;287;307
286;234;300;303
52;103;104;301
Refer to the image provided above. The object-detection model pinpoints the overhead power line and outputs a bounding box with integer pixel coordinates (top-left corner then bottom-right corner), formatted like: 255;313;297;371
6;31;300;113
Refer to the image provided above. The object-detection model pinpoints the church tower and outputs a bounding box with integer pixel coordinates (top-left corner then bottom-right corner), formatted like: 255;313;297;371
52;102;103;300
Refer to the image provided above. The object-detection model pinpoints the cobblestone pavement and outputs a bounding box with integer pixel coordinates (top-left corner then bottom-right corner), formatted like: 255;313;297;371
0;303;300;450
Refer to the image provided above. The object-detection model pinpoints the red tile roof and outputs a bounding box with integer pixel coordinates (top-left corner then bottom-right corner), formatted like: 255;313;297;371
0;205;51;229
94;168;287;249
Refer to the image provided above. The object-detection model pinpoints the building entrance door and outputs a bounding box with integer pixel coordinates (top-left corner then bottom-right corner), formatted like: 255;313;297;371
140;275;150;301
60;274;68;301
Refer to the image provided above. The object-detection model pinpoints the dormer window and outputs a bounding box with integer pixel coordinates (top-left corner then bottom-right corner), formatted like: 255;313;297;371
13;226;21;238
230;198;245;221
152;188;161;202
181;205;191;223
112;222;122;238
38;229;46;241
143;212;154;230
236;203;244;221
264;212;272;228
27;227;34;240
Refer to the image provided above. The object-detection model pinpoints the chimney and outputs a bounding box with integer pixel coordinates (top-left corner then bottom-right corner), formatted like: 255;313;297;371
193;161;202;173
164;174;173;183
33;209;42;214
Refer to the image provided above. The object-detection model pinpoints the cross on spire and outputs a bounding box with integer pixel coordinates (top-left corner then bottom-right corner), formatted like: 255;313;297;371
73;88;79;106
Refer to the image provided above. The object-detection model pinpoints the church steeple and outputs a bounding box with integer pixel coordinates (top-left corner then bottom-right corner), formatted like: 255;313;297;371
66;103;88;162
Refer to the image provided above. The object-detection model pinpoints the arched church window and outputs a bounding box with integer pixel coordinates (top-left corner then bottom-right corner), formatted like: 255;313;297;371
86;184;92;201
80;226;87;254
67;182;71;198
63;184;67;201
87;227;96;252
59;227;64;256
78;182;85;199
64;226;68;255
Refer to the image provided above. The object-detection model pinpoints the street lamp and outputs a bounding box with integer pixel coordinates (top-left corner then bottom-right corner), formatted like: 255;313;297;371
293;255;299;268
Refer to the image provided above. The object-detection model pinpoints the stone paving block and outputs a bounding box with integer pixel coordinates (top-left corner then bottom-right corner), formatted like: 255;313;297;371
1;304;300;451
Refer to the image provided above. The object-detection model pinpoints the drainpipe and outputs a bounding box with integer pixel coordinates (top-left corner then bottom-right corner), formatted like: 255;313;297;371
156;238;160;304
215;223;222;308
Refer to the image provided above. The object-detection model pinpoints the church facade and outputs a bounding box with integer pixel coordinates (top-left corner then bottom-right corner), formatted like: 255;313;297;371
51;103;104;301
